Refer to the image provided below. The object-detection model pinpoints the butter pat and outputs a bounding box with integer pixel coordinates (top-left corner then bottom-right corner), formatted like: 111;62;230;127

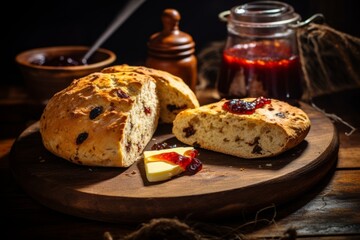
144;147;194;182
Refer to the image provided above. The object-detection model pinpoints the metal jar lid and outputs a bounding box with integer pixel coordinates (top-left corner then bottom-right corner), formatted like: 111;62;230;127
232;1;300;27
220;1;301;28
218;1;304;37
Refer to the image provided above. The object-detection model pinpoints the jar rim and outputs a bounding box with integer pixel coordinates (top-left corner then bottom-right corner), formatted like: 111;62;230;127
230;1;301;27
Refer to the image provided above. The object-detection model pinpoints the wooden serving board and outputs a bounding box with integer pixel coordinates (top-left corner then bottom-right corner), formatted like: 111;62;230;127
10;102;338;223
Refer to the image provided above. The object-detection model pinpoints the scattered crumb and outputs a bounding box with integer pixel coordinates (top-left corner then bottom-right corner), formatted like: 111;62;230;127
39;159;46;163
88;168;93;172
125;170;137;177
265;163;272;167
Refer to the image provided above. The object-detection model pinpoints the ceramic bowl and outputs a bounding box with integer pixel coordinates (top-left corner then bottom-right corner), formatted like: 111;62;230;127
15;46;116;101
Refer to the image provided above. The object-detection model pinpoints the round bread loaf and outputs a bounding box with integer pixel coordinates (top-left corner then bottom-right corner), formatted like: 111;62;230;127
172;98;311;158
102;65;200;123
40;71;159;167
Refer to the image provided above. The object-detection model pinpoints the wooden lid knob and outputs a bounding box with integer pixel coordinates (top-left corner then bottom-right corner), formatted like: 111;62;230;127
162;9;180;33
147;8;195;56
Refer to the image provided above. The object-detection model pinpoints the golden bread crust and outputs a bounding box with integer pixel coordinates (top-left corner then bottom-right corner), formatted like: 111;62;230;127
40;71;159;167
102;65;200;123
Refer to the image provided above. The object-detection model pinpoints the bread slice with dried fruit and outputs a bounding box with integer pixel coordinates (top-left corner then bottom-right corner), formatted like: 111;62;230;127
102;65;200;123
40;71;159;167
172;98;311;158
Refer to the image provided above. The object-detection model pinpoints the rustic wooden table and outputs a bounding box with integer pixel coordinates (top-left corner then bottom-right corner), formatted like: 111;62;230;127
1;86;360;239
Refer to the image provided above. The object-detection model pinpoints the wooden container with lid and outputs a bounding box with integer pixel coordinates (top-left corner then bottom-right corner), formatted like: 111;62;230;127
145;9;197;92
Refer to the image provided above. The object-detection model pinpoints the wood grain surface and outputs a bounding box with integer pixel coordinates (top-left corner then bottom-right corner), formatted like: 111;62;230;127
9;102;339;223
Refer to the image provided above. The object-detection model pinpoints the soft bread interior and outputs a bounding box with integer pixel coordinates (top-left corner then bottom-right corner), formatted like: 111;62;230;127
172;98;310;159
173;112;287;158
121;80;159;166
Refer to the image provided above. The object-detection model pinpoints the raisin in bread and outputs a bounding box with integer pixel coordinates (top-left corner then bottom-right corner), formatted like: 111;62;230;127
102;65;200;123
40;71;159;167
172;98;311;158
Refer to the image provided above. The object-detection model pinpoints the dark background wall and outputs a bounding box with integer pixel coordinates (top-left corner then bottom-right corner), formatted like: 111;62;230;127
3;0;359;87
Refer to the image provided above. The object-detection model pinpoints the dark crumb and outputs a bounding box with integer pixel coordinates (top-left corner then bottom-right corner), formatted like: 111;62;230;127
151;142;177;150
125;170;137;177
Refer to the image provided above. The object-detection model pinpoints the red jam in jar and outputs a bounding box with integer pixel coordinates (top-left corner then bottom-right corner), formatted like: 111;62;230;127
218;40;303;100
218;1;303;101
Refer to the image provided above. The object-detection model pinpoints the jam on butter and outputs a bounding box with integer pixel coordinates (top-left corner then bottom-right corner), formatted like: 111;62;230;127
149;149;202;175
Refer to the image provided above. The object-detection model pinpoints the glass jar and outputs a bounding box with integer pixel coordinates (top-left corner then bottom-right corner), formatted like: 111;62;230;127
217;1;303;101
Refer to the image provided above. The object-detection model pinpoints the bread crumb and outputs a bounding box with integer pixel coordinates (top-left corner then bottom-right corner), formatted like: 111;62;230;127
125;170;137;177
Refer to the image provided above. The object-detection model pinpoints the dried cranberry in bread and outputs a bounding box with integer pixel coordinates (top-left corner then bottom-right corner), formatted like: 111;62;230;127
172;98;311;158
40;71;159;167
102;65;200;123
